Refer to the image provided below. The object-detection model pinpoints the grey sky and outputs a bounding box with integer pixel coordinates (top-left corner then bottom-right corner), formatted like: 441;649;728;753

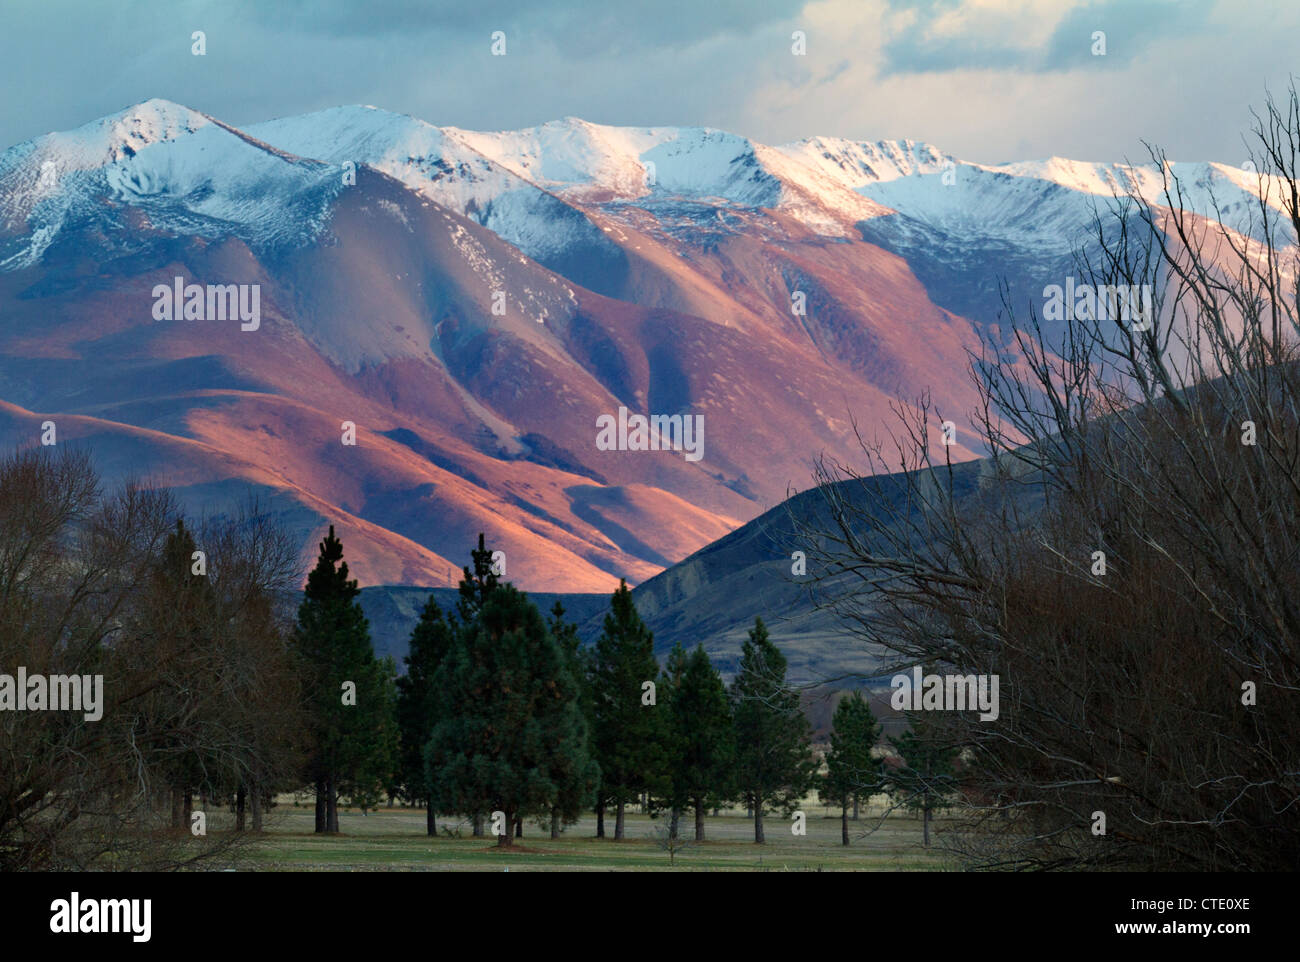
2;0;1295;165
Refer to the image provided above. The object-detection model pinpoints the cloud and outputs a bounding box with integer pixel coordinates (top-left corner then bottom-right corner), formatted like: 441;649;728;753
226;0;806;54
1041;0;1214;67
0;0;1296;167
877;0;1214;75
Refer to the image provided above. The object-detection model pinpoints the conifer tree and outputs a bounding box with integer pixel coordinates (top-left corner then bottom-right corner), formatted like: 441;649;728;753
456;532;499;623
657;642;690;839
685;644;736;841
426;583;594;847
591;579;668;839
730;617;816;843
888;714;959;848
295;525;397;833
448;532;500;836
821;691;881;845
547;601;600;838
396;595;453;835
662;643;734;841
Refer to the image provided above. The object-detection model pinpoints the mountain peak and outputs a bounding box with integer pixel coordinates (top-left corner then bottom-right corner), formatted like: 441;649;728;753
83;98;210;142
3;98;212;169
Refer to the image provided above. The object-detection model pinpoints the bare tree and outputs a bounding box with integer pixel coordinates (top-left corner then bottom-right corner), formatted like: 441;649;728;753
800;84;1300;871
0;447;305;869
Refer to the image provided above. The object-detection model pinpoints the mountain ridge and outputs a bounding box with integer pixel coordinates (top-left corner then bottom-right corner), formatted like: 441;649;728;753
1;99;1283;591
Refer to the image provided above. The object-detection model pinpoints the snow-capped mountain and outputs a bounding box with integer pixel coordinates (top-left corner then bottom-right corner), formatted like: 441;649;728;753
0;100;1283;589
0;100;348;271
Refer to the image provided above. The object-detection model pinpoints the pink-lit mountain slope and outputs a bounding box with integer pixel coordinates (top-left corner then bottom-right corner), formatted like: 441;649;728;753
4;100;1269;587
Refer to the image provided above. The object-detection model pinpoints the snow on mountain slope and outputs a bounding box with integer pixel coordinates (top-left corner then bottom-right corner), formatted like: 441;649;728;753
248;108;1296;276
445;116;664;199
250;111;887;245
0;98;211;198
6;100;1289;273
452;118;888;233
248;107;618;264
989;156;1295;245
250;106;524;214
101;121;344;246
778;136;1296;257
776;136;954;189
0;99;346;269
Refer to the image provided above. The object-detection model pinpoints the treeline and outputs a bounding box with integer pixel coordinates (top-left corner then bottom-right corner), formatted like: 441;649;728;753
304;525;972;847
0;445;946;870
317;530;864;846
302;526;956;849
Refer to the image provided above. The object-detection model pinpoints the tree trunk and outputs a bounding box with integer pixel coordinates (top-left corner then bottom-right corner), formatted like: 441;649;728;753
923;803;931;847
183;791;193;827
473;813;484;837
753;795;765;844
550;807;561;839
170;787;182;829
615;800;626;840
326;776;339;833
694;797;706;841
841;803;849;846
251;787;263;832
669;806;680;840
514;814;523;838
853;794;860;820
595;802;605;838
426;802;436;837
236;785;247;831
314;778;327;833
498;811;514;847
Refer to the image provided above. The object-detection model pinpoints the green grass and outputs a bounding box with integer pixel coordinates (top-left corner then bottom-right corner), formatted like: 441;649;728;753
228;804;956;871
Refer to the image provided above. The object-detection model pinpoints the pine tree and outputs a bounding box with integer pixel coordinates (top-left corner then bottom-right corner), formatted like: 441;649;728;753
294;525;398;833
450;532;500;837
396;595;453;836
426;583;595;847
591;579;668;840
888;713;959;848
821;691;881;846
730;617;816;844
657;642;690;839
663;643;734;841
456;532;499;624
546;601;600;838
342;654;399;814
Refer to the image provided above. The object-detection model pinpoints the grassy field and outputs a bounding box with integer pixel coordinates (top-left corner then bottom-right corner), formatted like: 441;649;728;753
229;803;956;871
